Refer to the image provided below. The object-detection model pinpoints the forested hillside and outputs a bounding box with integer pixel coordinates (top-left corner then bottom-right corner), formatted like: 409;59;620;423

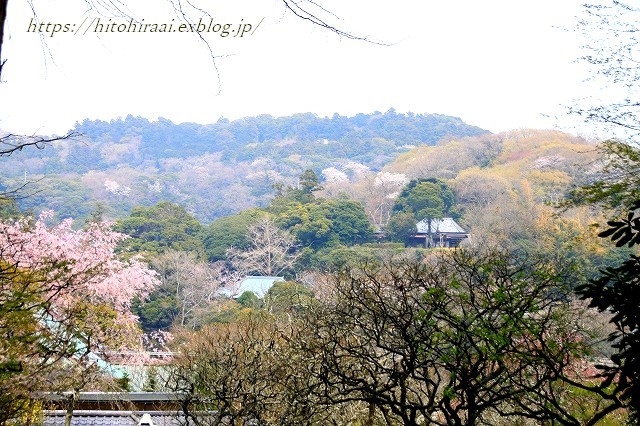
3;0;639;419
320;129;598;228
3;119;637;423
1;110;486;223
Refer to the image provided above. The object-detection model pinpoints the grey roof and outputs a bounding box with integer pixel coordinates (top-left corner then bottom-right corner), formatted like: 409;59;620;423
43;411;185;426
41;392;183;403
416;217;467;234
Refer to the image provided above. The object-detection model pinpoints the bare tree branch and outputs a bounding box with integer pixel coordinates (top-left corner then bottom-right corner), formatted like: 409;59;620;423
227;216;300;277
0;131;80;204
573;1;640;141
281;0;382;44
150;250;226;329
1;0;385;81
0;0;7;79
0;130;80;157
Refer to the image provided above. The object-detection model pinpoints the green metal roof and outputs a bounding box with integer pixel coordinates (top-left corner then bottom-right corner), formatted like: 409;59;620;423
234;276;285;299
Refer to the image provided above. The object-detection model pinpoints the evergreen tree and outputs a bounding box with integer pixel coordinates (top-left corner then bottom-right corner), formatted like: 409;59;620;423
576;199;640;420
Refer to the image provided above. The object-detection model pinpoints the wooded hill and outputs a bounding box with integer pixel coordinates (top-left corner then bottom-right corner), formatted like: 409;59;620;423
4;115;637;424
2;115;615;283
1;110;486;223
318;129;603;247
1;111;616;284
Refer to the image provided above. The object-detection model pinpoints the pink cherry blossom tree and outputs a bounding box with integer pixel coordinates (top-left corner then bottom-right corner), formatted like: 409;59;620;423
0;211;160;422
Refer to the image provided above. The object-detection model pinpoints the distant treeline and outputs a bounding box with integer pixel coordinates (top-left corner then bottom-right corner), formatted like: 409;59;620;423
74;109;488;166
2;110;487;223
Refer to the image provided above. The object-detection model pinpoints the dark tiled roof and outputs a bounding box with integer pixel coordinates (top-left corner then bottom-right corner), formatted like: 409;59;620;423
43;411;185;426
41;392;183;403
37;392;184;411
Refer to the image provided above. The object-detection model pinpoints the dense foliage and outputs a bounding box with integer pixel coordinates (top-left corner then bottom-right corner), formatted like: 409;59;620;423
170;249;617;425
116;201;206;258
3;111;487;223
575;200;640;420
275;197;374;251
202;209;266;262
0;213;159;422
386;178;458;245
564;140;640;212
2;119;635;424
73;111;486;163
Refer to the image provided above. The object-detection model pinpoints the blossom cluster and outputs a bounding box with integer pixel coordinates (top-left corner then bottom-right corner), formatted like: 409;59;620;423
0;211;159;315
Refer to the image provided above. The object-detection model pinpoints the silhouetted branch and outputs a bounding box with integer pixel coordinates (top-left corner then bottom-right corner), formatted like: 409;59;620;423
0;131;80;157
281;0;373;42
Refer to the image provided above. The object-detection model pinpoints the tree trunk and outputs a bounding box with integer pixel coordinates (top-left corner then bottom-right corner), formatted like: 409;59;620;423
64;391;77;426
0;0;7;77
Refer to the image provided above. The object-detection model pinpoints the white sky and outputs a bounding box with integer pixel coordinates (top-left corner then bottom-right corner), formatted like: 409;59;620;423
0;0;595;136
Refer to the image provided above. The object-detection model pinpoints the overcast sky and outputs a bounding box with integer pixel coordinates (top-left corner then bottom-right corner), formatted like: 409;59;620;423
0;0;595;136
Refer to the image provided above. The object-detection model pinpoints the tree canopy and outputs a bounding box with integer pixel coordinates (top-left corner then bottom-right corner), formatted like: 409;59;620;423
170;248;616;425
0;213;159;422
575;200;640;420
386;178;458;244
116;201;205;258
202;208;266;262
275;197;374;252
392;178;458;219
